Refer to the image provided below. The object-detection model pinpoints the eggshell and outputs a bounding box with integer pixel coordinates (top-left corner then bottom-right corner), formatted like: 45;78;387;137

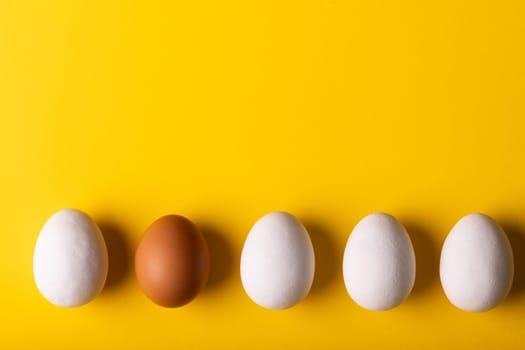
240;212;315;310
440;213;514;312
135;215;210;308
33;209;108;307
343;213;416;311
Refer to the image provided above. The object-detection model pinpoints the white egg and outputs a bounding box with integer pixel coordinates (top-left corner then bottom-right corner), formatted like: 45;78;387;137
33;209;108;307
440;213;514;312
343;213;416;311
240;212;315;310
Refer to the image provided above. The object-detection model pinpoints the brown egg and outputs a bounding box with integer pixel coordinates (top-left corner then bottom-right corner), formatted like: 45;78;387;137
135;215;210;307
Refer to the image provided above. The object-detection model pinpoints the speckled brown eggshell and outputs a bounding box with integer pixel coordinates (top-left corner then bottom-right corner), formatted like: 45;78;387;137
135;215;210;307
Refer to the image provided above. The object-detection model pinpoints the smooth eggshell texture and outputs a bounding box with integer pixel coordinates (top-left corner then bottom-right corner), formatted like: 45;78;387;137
135;215;210;308
343;213;416;311
33;209;108;307
440;213;514;312
240;211;315;310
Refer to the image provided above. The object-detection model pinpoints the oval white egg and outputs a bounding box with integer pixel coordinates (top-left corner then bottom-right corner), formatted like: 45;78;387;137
440;213;514;312
33;209;108;307
240;212;315;310
343;213;416;311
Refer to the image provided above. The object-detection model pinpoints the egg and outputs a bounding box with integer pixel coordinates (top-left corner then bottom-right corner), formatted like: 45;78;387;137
440;213;514;312
135;215;210;307
33;209;108;307
342;213;416;311
240;211;315;310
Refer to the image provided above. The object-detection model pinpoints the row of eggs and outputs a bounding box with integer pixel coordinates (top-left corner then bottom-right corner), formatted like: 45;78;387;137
33;209;514;312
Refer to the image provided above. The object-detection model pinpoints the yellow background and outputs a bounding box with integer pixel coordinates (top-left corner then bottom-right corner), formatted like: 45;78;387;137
1;0;525;348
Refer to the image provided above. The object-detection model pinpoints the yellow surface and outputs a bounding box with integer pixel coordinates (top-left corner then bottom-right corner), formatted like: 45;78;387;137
1;0;525;348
